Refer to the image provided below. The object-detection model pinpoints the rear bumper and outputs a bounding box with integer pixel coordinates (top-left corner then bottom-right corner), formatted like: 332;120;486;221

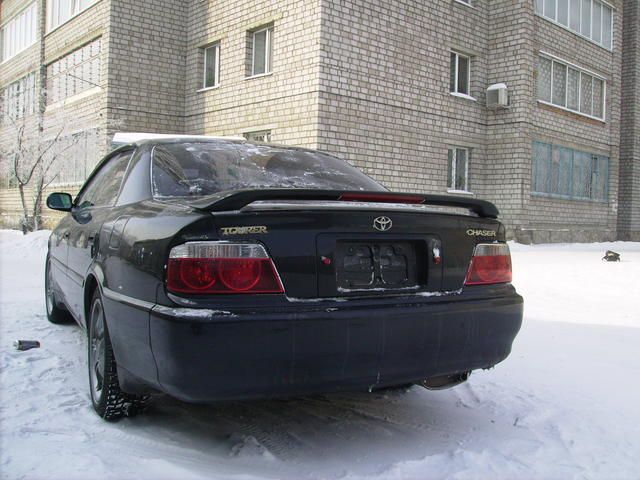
147;289;523;403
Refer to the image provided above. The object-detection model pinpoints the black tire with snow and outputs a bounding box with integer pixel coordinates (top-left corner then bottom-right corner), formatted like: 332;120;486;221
45;255;73;325
88;290;149;421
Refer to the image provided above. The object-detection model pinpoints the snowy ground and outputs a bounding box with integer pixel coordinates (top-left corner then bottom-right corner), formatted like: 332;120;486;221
1;230;639;480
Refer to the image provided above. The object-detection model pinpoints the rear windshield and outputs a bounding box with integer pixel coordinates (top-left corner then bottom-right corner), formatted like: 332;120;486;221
151;142;384;198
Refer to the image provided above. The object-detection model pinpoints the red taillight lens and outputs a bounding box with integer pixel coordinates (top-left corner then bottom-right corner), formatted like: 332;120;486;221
464;243;512;286
177;258;217;291
218;258;262;291
167;243;284;294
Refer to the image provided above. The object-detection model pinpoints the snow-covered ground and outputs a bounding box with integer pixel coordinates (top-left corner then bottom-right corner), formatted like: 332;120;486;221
1;230;639;480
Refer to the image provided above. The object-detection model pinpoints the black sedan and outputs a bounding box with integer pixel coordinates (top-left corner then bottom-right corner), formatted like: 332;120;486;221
46;137;523;421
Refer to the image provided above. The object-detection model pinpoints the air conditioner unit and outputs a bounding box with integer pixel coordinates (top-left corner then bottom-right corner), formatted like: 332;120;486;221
487;83;509;109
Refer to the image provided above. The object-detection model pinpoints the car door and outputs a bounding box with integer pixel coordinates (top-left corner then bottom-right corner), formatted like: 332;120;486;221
48;211;76;305
66;150;134;323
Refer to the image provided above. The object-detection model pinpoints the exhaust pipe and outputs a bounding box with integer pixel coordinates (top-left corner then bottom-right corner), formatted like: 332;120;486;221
420;371;470;390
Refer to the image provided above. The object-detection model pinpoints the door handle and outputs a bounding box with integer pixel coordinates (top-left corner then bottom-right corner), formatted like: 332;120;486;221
88;234;98;258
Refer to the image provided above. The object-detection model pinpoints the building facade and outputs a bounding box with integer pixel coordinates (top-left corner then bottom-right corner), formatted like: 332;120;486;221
619;0;640;240
1;0;638;241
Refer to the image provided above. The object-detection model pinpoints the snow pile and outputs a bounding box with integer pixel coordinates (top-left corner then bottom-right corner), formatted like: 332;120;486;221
0;229;50;260
1;230;639;480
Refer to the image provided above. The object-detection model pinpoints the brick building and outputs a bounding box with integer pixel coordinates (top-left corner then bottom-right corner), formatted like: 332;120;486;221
1;0;638;241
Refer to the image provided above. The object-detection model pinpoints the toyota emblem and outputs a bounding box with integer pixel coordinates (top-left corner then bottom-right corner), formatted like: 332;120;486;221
373;216;393;232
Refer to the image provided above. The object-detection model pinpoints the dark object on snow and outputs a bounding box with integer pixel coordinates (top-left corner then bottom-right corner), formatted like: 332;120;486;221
602;250;621;262
14;340;41;351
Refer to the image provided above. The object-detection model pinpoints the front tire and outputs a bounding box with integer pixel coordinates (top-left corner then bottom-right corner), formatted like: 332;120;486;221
88;290;148;421
45;256;73;324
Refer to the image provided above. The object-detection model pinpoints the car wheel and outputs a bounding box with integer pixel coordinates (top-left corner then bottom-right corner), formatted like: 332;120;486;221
88;290;149;421
45;256;73;324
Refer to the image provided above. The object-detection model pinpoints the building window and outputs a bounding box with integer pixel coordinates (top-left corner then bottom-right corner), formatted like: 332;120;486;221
249;25;273;77
447;147;470;192
535;0;613;49
46;0;99;32
46;38;101;104
0;3;37;63
244;130;272;143
537;55;605;120
2;73;37;125
202;43;220;89
532;141;609;201
450;51;470;96
50;129;101;185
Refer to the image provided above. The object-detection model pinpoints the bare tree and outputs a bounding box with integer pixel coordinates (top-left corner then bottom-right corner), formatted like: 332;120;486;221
0;117;78;234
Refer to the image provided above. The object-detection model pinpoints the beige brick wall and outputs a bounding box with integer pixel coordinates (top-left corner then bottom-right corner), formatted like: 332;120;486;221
618;0;640;240
104;0;187;135
315;0;624;242
316;0;488;196
183;0;323;147
522;0;623;243
1;0;636;242
0;182;81;230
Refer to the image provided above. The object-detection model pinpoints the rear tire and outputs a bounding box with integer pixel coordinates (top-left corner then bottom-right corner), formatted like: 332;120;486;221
45;256;73;324
88;290;149;421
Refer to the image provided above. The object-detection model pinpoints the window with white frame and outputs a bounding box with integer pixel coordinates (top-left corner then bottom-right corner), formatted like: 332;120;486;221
249;25;273;77
537;55;605;120
0;3;37;63
535;0;613;49
202;43;220;89
47;0;99;32
447;147;470;191
244;130;272;143
2;72;37;125
46;38;101;104
450;51;470;96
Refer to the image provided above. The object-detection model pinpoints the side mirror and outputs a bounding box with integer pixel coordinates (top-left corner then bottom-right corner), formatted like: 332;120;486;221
46;192;74;212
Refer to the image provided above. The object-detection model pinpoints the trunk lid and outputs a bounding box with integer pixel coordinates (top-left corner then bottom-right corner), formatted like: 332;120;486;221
210;202;504;299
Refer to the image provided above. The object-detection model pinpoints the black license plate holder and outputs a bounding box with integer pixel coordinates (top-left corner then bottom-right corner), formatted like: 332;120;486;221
335;241;420;292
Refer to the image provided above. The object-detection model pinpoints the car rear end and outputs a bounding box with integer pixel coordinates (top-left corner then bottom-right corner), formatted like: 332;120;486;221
146;141;523;402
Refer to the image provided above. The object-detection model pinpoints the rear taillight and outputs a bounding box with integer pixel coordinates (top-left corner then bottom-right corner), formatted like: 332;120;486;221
167;242;284;294
464;243;512;286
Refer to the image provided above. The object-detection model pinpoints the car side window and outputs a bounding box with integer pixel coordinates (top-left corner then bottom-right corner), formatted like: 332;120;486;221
76;151;133;209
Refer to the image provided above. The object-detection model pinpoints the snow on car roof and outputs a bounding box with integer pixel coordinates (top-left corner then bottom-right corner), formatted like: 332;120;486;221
111;132;245;145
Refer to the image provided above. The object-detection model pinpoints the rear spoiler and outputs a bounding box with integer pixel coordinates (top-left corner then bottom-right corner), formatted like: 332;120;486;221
189;189;499;218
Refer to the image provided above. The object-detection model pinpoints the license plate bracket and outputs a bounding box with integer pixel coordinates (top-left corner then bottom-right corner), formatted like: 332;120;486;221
335;241;419;291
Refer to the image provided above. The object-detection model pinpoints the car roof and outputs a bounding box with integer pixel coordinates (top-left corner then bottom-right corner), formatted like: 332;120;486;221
110;132;341;158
